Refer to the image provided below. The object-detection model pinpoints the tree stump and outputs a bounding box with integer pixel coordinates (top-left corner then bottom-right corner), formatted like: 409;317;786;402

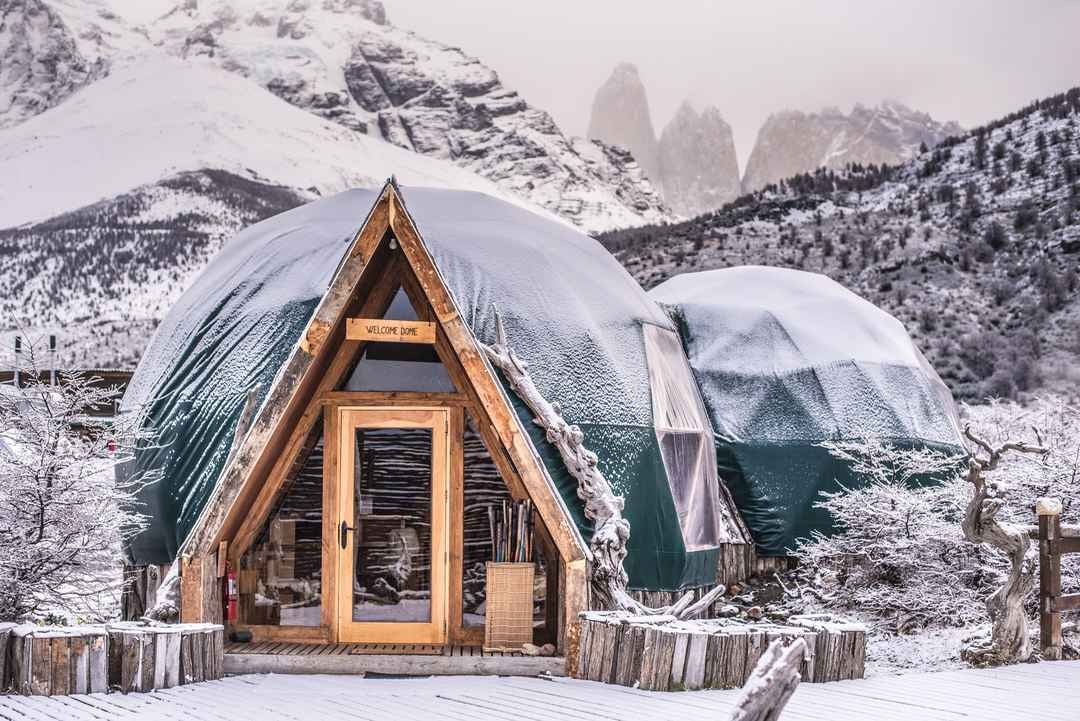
573;612;863;691
106;622;223;693
8;625;108;696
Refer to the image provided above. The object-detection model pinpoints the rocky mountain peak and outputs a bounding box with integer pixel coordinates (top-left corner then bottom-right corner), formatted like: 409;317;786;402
658;100;741;217
587;61;661;184
0;0;107;129
742;101;962;191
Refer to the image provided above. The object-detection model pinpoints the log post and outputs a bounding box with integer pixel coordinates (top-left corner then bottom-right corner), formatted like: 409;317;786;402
729;638;808;721
0;622;13;692
1038;497;1063;661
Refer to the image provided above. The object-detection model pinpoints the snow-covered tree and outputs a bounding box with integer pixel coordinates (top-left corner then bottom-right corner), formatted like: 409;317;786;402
0;342;156;622
793;398;1080;650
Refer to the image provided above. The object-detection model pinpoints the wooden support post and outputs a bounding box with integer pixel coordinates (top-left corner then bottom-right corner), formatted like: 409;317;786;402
1038;497;1063;661
180;555;223;625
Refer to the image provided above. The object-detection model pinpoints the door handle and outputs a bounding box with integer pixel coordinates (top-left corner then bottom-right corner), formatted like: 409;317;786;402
340;520;356;549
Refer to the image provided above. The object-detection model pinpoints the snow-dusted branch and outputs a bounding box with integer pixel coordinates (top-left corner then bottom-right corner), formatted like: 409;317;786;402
0;340;157;622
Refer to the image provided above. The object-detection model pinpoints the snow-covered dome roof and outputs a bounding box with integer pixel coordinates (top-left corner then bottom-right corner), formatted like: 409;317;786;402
651;266;964;553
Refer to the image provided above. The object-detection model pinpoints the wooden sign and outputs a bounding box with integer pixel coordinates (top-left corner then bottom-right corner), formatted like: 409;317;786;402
346;318;436;344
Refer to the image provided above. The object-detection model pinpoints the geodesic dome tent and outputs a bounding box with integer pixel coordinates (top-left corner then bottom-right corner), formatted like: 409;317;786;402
121;181;748;610
650;266;965;555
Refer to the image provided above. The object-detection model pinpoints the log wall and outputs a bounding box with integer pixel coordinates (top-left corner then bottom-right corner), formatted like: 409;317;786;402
574;612;864;691
0;623;224;696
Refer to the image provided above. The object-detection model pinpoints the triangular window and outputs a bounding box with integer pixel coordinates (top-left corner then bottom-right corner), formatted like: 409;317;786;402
342;287;456;393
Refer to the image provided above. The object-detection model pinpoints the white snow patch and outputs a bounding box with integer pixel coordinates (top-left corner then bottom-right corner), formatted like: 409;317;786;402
0;54;556;229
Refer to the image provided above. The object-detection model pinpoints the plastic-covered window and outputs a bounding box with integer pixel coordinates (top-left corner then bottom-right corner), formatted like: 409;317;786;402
643;323;724;550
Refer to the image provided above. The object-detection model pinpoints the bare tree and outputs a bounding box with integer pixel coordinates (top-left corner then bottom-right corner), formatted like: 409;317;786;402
0;341;155;622
960;425;1048;665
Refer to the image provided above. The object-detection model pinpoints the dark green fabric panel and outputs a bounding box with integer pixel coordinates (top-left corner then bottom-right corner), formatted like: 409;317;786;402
125;298;317;564
718;439;965;555
503;388;716;590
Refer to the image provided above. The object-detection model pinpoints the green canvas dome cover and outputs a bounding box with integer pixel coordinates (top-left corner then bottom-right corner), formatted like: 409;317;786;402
121;185;745;591
650;266;966;555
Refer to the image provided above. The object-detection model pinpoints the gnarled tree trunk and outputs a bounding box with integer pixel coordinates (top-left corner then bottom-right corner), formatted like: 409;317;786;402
960;426;1048;665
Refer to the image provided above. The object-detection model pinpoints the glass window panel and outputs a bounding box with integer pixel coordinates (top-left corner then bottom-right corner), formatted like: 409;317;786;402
643;323;726;550
351;427;433;623
383;287;420;321
239;422;324;626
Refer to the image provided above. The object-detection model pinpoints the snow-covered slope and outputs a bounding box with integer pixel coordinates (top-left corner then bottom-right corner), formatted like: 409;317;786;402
134;0;668;232
0;54;566;367
0;54;531;228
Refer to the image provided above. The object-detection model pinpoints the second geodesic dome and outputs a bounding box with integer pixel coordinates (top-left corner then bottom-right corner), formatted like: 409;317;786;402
651;266;965;554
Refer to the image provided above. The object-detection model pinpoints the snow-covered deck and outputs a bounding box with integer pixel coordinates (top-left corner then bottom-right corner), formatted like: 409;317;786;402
2;660;1078;720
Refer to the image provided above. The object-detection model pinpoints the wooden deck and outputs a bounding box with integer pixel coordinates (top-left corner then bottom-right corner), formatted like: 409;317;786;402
223;642;565;677
1;660;1078;720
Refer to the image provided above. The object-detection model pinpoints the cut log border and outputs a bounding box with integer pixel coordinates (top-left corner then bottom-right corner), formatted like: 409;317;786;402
573;612;864;691
1;623;223;696
1038;498;1079;661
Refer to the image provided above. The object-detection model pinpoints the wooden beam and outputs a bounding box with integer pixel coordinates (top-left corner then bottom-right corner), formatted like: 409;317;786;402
448;406;467;645
184;188;393;559
1051;593;1080;612
318;390;468;406
388;191;586;564
180;555;221;624
1049;537;1080;555
1039;507;1063;660
561;558;588;668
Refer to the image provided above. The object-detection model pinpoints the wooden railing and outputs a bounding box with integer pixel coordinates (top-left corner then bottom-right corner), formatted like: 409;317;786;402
1037;498;1079;660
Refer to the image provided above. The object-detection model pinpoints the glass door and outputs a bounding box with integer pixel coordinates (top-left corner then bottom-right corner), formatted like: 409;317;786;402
335;407;449;644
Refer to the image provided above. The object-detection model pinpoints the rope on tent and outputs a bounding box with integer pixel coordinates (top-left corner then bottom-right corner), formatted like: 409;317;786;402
482;305;725;616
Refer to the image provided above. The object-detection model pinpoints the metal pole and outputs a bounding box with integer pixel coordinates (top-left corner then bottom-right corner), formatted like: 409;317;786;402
13;336;21;387
49;335;57;386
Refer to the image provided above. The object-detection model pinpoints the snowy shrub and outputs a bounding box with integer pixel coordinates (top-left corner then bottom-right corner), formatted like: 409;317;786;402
0;344;156;622
794;397;1080;632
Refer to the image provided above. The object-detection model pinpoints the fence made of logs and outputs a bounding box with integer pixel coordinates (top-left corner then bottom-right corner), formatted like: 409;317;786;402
1037;498;1080;660
0;622;223;696
574;611;865;692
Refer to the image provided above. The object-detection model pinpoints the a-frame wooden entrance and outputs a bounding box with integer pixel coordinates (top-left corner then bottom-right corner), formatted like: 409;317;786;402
176;182;588;651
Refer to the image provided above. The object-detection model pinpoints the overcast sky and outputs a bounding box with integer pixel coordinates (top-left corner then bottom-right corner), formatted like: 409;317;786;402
384;0;1080;164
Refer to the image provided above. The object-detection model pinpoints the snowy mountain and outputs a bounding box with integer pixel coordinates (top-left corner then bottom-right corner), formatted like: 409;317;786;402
603;88;1080;401
0;55;562;367
0;0;673;367
742;101;963;192
2;0;667;232
658;102;742;217
138;0;668;231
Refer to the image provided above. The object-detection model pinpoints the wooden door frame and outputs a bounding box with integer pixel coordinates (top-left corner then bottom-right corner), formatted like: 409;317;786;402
333;406;450;644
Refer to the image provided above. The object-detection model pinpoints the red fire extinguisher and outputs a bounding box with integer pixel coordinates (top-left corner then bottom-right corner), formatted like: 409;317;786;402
226;563;238;622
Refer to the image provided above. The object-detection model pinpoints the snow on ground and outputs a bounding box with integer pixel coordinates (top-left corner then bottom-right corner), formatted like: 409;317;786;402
5;663;1080;720
863;626;974;677
0;54;554;229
